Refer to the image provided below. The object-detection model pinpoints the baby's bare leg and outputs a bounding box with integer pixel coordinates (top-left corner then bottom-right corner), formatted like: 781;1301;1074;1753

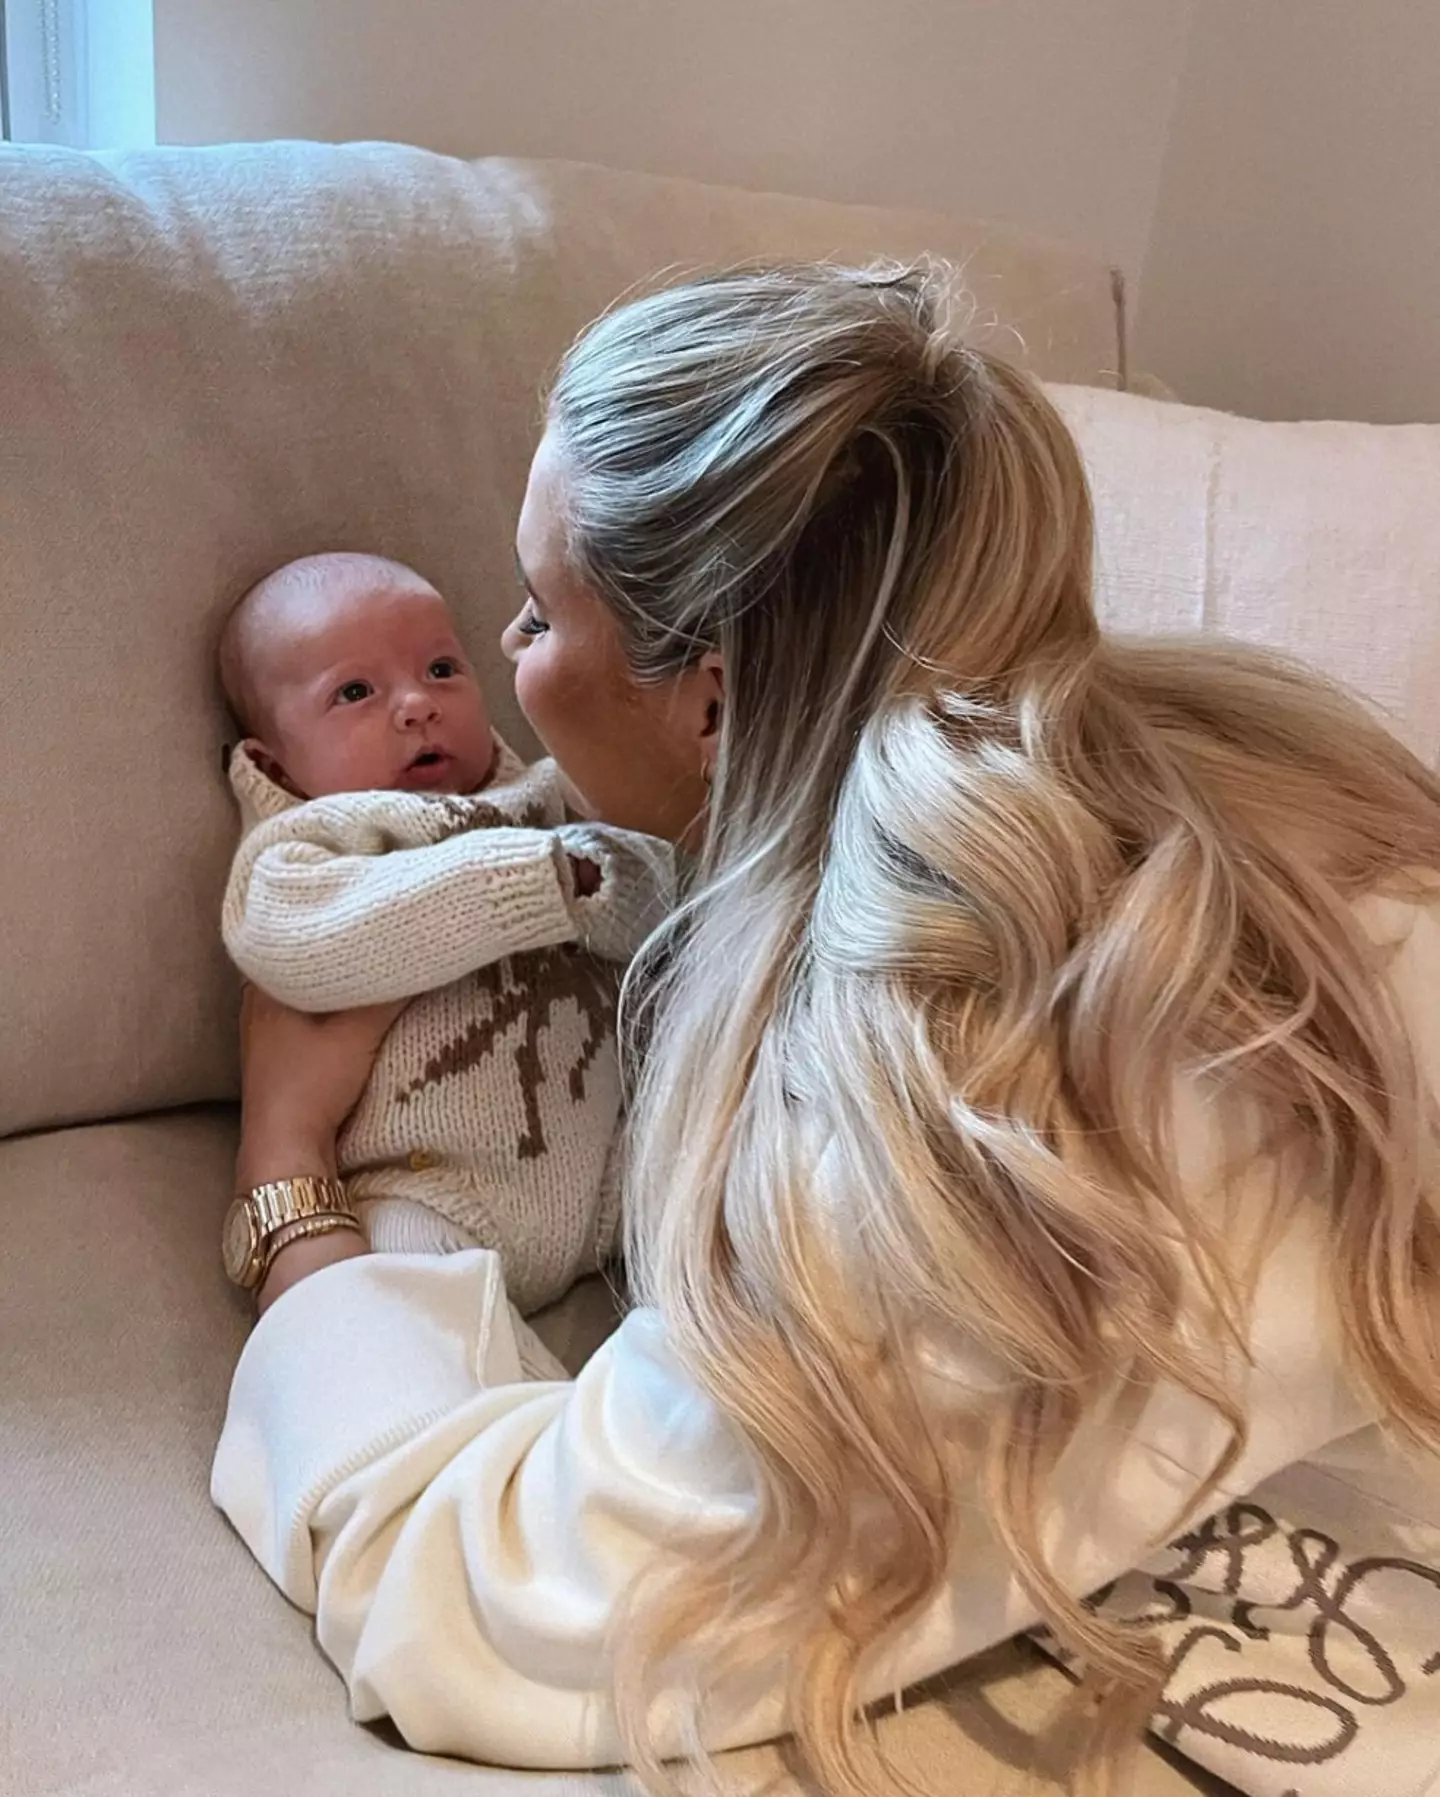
354;1195;481;1255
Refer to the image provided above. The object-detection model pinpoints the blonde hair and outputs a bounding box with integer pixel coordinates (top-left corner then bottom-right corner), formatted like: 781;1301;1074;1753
546;262;1440;1795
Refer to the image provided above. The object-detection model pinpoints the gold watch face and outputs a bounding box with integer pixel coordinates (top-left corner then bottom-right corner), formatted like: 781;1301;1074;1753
222;1198;261;1287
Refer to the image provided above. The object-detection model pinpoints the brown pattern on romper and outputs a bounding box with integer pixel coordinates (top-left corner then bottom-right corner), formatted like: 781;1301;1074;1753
426;795;552;839
396;946;619;1159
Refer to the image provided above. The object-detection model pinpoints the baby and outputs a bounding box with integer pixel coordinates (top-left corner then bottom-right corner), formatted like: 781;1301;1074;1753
219;552;671;1315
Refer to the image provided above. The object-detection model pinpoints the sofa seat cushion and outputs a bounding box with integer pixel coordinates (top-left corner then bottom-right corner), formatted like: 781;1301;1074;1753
0;1109;1223;1795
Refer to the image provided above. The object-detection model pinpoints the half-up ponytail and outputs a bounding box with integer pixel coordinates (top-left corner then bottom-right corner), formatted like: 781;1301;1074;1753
545;261;1440;1796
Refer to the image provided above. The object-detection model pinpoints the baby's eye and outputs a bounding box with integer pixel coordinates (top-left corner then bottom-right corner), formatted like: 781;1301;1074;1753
428;658;461;680
335;680;373;705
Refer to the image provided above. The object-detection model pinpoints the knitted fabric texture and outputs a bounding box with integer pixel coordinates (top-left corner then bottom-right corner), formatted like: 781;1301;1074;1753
223;737;672;1313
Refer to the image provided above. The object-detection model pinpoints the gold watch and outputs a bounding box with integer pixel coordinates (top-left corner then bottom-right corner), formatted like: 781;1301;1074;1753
222;1175;362;1290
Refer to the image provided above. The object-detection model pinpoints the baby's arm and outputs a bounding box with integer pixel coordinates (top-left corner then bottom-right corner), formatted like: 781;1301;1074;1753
224;793;677;1011
224;791;580;1011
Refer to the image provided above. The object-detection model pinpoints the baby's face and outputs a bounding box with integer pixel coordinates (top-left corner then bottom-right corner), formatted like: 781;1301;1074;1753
249;572;494;799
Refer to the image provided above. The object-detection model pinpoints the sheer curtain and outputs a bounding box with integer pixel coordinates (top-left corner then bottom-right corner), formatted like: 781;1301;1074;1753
0;0;155;146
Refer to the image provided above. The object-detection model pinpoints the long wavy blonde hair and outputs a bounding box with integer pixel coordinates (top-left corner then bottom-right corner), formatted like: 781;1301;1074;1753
545;261;1440;1794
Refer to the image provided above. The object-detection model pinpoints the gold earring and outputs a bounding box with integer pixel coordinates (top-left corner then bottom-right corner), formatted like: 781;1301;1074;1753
701;759;713;788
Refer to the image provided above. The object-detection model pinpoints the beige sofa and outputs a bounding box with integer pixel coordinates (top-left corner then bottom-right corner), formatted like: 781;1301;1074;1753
4;143;1437;1797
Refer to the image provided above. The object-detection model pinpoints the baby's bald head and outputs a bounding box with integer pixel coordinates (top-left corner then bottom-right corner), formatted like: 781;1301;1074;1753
219;553;439;738
218;552;494;799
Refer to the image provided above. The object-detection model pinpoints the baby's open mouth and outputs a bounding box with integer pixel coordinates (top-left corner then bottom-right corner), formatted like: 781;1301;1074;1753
402;747;455;787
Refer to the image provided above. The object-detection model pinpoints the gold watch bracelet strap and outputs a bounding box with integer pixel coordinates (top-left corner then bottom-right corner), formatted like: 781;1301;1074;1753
247;1174;353;1231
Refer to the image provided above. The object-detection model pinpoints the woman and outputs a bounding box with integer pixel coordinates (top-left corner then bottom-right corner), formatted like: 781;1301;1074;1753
215;263;1440;1797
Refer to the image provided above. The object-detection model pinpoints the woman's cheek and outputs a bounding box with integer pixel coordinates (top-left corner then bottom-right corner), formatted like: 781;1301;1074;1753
512;647;553;734
514;643;587;763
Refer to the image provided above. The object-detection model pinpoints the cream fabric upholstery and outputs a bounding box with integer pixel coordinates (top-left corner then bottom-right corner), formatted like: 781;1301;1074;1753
0;141;1121;1141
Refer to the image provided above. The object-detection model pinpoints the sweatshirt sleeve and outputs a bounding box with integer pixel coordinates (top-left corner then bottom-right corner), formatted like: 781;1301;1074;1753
211;1202;1379;1769
222;792;580;1010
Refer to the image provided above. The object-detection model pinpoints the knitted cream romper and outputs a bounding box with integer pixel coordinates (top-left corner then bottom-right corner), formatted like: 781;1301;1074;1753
223;737;671;1314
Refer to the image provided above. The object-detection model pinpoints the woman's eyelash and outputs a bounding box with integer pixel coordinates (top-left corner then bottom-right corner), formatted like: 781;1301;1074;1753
518;605;549;637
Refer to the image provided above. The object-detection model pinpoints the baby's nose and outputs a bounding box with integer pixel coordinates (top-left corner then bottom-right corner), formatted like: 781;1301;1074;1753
396;688;441;727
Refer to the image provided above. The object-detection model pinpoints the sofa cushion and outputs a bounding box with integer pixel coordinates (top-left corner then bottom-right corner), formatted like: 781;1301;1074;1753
1;1109;1232;1797
0;142;1120;1141
1052;384;1440;767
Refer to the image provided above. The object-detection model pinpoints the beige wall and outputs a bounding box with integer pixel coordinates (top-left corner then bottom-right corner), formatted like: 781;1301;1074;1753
1139;0;1440;423
152;1;1440;423
152;0;1193;283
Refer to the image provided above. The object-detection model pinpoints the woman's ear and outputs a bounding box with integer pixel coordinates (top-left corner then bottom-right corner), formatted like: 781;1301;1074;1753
697;651;725;779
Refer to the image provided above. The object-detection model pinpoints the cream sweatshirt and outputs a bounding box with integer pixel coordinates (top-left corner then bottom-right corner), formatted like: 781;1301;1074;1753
223;738;672;1314
213;879;1440;1796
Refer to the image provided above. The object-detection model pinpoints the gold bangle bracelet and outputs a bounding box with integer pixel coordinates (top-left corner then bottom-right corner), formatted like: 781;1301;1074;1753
260;1211;365;1282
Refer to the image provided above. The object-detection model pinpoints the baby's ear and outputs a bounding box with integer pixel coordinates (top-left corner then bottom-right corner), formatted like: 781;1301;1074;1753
242;738;302;798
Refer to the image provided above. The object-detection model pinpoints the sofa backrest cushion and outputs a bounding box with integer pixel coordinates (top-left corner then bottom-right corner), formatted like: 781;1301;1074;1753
0;142;1122;1136
1052;384;1440;767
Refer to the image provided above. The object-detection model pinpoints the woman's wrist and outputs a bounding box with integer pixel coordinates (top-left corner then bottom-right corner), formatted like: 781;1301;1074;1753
235;1115;339;1194
256;1227;367;1314
235;1124;355;1310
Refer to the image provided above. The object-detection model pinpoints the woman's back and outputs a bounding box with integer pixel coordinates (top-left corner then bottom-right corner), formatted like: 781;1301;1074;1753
1018;877;1440;1797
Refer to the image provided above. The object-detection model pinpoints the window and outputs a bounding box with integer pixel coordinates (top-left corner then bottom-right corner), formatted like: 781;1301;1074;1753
1;0;154;146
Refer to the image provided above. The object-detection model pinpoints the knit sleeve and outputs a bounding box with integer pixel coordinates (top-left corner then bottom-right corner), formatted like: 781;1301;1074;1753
223;790;579;1010
554;822;676;964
